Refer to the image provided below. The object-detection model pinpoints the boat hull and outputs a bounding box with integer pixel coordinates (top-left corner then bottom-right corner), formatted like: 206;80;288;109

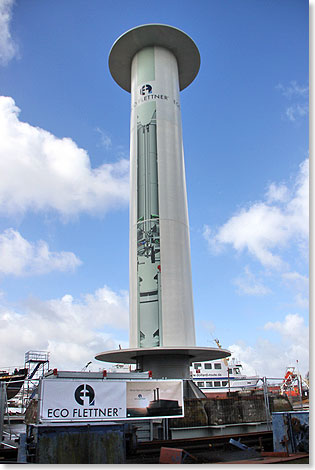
0;369;28;400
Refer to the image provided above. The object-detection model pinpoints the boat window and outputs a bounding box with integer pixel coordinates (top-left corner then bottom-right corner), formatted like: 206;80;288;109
197;382;204;387
228;368;232;374
234;367;241;375
194;363;201;369
214;381;221;387
206;381;213;387
214;363;222;369
204;363;212;369
222;381;228;386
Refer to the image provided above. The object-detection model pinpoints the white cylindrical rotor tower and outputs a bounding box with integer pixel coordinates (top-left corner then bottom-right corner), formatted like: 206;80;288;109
95;25;230;378
129;44;195;349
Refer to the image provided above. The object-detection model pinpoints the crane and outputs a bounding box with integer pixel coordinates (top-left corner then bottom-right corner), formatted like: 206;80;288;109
214;338;229;367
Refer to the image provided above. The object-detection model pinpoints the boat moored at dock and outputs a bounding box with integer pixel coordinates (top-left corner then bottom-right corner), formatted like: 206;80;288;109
191;357;260;396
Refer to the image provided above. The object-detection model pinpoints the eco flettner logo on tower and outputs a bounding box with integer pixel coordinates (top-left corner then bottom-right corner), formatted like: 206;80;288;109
74;384;95;406
140;84;152;95
133;85;179;110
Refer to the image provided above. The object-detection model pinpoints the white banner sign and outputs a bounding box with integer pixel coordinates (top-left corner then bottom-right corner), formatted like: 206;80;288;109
39;379;183;422
40;379;126;421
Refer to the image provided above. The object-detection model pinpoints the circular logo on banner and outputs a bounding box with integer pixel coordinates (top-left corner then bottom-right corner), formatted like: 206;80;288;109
74;384;95;406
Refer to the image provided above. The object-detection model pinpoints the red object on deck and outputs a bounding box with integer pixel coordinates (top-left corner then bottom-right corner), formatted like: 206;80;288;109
159;447;184;464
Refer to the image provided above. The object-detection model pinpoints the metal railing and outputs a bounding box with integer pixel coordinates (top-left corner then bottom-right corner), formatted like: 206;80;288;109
25;351;50;363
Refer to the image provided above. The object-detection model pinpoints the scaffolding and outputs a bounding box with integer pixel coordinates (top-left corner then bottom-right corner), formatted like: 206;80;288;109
22;351;50;408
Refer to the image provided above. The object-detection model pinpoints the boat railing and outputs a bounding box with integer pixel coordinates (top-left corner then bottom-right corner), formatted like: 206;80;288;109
1;377;26;385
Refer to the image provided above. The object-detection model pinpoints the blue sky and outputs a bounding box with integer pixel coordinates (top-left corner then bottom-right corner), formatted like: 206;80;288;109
0;0;309;377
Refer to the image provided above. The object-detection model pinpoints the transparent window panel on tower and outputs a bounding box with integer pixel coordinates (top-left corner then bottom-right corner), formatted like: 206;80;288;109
137;111;162;348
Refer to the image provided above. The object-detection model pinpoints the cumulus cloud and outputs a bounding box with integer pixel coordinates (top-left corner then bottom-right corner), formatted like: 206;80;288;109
0;228;82;276
0;0;18;66
264;313;308;342
266;183;289;203
228;314;309;377
204;159;309;268
0;285;129;370
0;96;129;216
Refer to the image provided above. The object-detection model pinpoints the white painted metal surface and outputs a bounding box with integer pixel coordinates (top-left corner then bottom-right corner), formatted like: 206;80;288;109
129;45;195;348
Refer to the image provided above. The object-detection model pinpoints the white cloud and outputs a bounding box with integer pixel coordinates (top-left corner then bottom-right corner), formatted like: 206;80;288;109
0;0;18;66
294;293;308;310
202;225;222;254
281;271;309;310
286;159;309;237
264;313;308;343
204;205;286;268
233;266;271;296
276;81;308;99
286;104;308;122
282;271;308;286
204;159;309;268
95;127;112;150
228;314;309;377
266;183;289;203
0;228;82;276
0;96;129;216
0;285;129;370
227;342;261;376
276;81;308;122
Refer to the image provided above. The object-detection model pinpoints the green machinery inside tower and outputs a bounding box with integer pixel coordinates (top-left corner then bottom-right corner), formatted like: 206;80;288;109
137;110;162;348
